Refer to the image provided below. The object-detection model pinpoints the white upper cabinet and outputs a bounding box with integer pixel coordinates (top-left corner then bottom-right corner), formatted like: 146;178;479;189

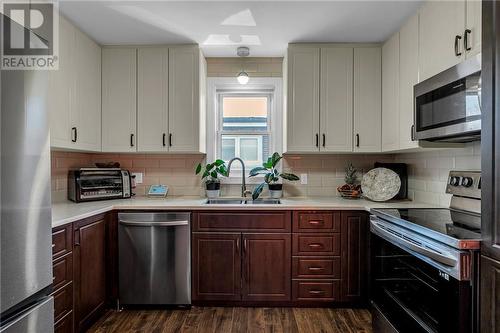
48;16;75;149
286;45;320;153
354;47;382;153
48;16;101;152
465;0;481;58
399;13;420;150
137;48;169;152
74;28;101;151
168;45;201;153
382;32;400;152
320;47;353;152
419;0;466;81
102;48;137;152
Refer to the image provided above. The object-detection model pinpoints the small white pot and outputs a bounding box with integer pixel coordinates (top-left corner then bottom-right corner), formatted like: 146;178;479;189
206;190;220;198
269;190;282;199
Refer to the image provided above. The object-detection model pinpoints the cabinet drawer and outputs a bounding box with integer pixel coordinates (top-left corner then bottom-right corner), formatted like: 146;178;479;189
292;280;340;301
292;257;340;279
52;224;73;259
52;282;73;323
194;211;291;232
53;253;73;291
293;212;340;232
54;310;73;333
292;234;340;256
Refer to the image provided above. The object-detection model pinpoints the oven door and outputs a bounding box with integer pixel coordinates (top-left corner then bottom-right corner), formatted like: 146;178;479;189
414;55;481;142
370;217;473;333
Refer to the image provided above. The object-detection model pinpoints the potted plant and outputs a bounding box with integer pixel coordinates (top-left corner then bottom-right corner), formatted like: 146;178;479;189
337;162;362;199
249;152;299;200
195;159;228;198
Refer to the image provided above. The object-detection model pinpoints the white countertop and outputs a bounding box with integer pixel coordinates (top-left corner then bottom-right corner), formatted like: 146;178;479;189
51;196;441;228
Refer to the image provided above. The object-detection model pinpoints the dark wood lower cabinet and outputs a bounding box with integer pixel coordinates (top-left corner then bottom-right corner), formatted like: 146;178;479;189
192;233;242;301
340;211;368;303
191;210;368;306
73;215;107;332
242;233;291;302
480;255;500;332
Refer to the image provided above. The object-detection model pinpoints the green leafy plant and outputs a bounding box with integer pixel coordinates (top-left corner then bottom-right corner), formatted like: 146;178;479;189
195;159;228;185
249;152;299;200
344;162;358;185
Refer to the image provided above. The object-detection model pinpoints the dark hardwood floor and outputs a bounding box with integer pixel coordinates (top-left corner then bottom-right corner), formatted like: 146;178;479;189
87;307;372;333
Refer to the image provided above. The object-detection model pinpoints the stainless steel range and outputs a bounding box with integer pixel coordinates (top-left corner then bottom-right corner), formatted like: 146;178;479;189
370;171;481;333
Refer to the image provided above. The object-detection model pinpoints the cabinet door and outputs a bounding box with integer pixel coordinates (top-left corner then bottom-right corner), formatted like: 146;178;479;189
465;0;481;58
340;212;368;303
137;48;168;152
287;46;320;152
74;29;101;151
168;45;200;152
102;48;137;152
242;233;291;302
419;0;466;81
382;32;400;152
353;48;382;152
74;217;106;332
399;14;420;150
48;16;75;149
480;256;500;333
192;233;241;301
320;47;353;152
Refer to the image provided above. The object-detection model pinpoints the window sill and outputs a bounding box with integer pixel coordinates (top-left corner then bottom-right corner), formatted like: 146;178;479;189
220;175;264;185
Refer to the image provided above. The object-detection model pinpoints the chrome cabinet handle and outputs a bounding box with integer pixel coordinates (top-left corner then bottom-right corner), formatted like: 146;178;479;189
309;290;325;295
236;238;240;254
411;125;415;141
308;267;324;271
308;243;323;248
309;220;324;225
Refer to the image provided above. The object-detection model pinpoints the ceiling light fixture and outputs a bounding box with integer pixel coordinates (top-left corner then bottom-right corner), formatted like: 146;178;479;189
236;46;250;85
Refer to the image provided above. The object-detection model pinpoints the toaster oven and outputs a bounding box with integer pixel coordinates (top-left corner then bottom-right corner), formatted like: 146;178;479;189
68;168;132;202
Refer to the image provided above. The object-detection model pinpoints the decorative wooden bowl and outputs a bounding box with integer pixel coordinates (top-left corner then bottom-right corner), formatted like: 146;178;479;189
337;184;362;199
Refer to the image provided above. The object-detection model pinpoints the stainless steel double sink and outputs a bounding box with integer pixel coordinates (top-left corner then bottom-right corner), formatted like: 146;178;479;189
205;198;281;205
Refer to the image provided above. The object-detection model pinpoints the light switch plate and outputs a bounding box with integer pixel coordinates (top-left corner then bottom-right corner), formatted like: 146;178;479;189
132;172;143;184
300;173;308;185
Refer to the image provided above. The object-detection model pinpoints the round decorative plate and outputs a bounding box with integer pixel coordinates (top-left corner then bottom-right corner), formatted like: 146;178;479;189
361;168;401;202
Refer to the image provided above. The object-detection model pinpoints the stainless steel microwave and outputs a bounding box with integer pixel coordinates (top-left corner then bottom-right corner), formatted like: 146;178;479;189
414;55;481;142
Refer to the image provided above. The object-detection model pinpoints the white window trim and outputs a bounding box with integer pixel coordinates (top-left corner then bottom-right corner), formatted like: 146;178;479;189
207;77;283;184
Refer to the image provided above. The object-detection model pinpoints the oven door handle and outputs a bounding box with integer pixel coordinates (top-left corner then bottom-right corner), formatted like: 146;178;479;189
371;219;457;267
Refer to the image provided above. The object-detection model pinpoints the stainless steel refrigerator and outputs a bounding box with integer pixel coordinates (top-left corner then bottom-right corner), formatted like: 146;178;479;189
0;15;54;333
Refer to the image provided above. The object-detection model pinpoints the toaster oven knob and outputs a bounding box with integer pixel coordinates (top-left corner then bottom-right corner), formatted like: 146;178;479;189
461;177;473;187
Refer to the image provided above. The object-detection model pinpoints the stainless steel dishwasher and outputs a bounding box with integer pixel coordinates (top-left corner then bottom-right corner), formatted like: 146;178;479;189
118;212;191;306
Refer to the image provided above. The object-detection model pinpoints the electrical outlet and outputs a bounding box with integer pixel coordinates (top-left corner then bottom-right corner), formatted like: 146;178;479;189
132;172;143;184
300;173;308;185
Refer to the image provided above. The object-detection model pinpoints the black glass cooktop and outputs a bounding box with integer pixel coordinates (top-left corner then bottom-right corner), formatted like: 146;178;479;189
372;208;481;241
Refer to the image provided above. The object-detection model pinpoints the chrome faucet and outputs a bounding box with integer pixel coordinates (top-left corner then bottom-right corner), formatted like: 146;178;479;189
227;157;252;198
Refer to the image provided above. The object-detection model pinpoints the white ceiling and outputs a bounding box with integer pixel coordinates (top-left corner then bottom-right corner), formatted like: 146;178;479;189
59;1;423;57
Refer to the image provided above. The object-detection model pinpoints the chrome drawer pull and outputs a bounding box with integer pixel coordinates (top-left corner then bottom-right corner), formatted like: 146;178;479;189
308;267;324;271
308;243;323;248
309;290;325;295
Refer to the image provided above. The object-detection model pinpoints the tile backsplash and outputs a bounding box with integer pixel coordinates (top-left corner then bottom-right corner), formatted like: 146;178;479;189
393;142;481;206
51;143;481;205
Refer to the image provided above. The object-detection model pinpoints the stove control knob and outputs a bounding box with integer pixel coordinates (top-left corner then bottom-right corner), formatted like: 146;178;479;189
461;177;474;187
449;176;461;186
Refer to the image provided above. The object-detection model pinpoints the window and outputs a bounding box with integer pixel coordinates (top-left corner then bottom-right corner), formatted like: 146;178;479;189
217;94;271;169
206;77;283;182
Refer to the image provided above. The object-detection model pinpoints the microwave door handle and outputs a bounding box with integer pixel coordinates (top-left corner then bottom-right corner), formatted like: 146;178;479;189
371;220;457;267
